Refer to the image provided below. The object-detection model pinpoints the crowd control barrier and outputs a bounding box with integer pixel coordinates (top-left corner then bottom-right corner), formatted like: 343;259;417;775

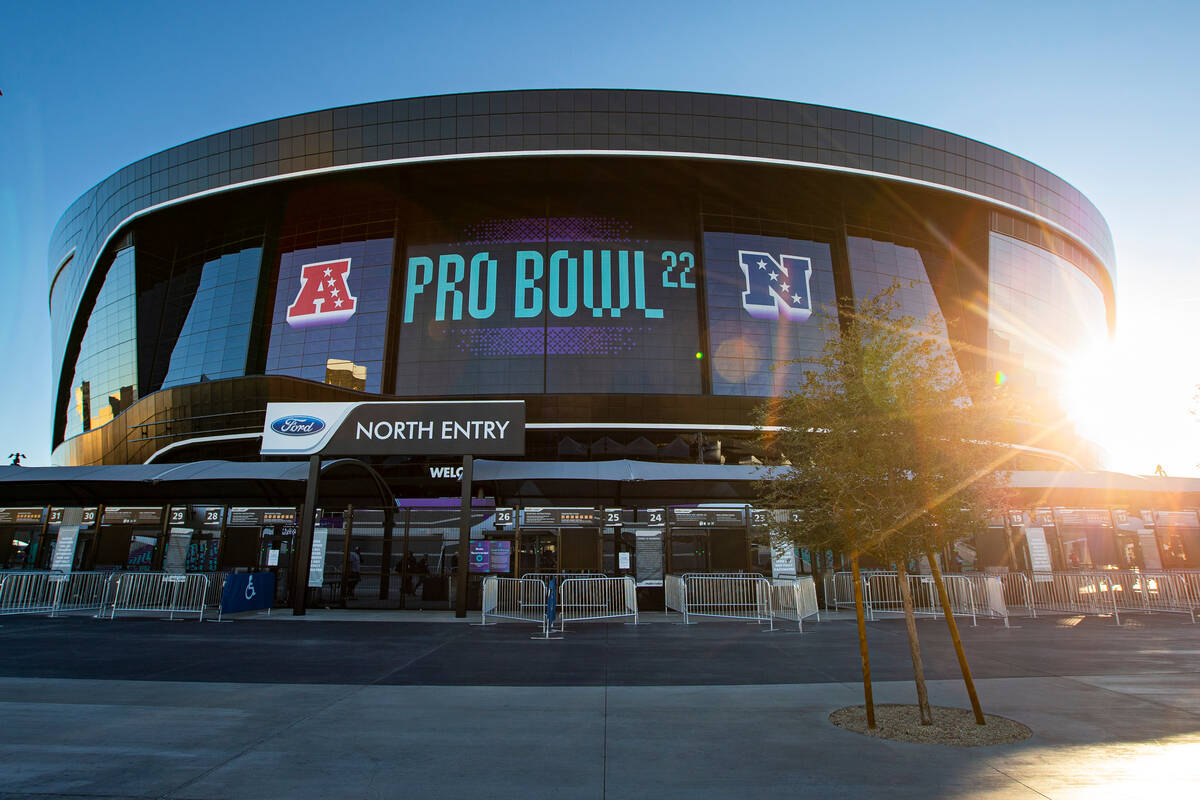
1027;572;1122;623
862;572;976;625
0;571;61;615
1137;572;1199;622
480;577;547;625
197;571;230;614
771;577;820;631
520;571;603;584
823;570;891;611
0;570;119;617
672;574;775;629
108;572;210;621
665;574;687;615
557;576;638;627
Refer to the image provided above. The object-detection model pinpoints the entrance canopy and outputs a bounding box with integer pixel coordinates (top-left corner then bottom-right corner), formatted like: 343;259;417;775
0;459;395;508
472;459;772;482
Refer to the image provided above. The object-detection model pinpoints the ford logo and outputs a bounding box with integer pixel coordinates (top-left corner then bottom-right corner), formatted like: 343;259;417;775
270;415;326;436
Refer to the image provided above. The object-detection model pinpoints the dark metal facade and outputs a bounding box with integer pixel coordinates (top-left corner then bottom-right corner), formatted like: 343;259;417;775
47;91;1116;468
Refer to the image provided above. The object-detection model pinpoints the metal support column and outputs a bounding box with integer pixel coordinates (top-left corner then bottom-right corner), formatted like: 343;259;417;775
292;454;320;616
380;505;394;601
455;454;473;618
340;505;355;606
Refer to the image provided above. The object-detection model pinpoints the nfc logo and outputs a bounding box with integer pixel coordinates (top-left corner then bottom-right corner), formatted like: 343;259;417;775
738;250;813;322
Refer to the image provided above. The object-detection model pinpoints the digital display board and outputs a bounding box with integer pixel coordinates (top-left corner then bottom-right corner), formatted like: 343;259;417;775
397;216;702;396
229;507;297;526
523;507;601;527
469;540;513;573
704;232;838;396
264;237;394;394
102;507;163;525
0;507;44;525
670;508;747;528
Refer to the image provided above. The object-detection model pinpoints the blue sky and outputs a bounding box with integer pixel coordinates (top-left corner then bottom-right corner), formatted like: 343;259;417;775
2;0;1198;473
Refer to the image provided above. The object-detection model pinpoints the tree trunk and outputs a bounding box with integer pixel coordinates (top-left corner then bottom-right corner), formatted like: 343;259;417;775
895;559;933;725
850;554;876;729
927;548;986;725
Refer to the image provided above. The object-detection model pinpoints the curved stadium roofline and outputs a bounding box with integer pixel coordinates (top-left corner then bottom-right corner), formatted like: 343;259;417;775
48;88;1114;296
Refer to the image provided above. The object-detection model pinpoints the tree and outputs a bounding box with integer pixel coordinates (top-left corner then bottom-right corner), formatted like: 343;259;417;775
756;285;1018;727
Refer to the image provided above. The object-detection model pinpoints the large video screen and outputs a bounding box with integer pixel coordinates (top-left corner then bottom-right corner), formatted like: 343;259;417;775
265;237;394;393
396;216;702;395
703;232;838;396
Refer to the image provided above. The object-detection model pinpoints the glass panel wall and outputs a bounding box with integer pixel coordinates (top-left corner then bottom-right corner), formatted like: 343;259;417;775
847;235;959;372
65;247;138;438
138;242;263;393
987;233;1108;422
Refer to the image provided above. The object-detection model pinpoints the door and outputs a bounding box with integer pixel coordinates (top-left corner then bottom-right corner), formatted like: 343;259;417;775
670;532;708;573
518;531;557;575
559;528;601;572
710;528;749;572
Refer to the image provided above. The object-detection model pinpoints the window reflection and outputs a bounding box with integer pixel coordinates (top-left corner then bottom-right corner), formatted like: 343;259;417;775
66;247;138;438
326;358;367;391
847;236;959;376
987;233;1107;422
157;247;263;390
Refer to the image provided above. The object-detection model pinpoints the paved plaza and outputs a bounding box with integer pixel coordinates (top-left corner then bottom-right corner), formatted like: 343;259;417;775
0;612;1197;798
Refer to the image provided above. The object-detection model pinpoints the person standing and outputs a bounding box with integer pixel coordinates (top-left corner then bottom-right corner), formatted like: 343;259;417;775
346;546;362;600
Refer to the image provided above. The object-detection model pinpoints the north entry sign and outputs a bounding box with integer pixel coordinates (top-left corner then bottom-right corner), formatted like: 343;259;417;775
262;400;524;620
260;401;525;457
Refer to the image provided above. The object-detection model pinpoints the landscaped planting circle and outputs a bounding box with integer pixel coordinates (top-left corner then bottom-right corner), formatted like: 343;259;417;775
829;704;1032;746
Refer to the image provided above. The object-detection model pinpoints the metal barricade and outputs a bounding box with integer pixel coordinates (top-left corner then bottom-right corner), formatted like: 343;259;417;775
108;572;210;621
665;574;687;615
680;574;773;629
825;570;892;610
863;573;936;621
1126;572;1196;622
557;576;637;627
196;571;229;611
1172;570;1200;608
994;572;1037;618
480;577;547;625
770;576;820;631
1028;572;1121;624
862;572;980;626
53;571;117;616
0;571;62;615
521;571;603;583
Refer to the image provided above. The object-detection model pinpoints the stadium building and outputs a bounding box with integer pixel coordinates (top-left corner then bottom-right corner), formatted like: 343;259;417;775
7;89;1195;608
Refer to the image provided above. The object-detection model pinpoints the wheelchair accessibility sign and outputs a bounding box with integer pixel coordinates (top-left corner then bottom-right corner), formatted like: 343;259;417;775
220;572;275;615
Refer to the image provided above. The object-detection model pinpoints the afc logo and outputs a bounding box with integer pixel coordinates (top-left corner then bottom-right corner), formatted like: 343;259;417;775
737;250;813;322
286;258;358;328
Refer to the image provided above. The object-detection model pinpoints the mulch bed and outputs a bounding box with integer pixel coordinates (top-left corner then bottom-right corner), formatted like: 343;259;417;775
829;704;1032;746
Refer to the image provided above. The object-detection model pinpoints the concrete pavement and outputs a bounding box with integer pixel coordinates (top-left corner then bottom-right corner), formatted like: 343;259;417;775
0;614;1197;798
